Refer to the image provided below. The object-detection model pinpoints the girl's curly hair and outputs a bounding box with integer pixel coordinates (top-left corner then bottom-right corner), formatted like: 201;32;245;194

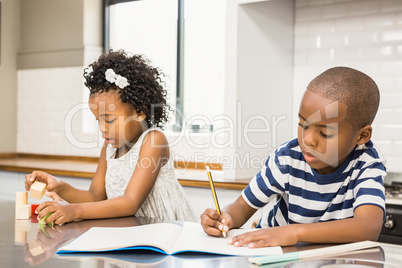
83;50;169;128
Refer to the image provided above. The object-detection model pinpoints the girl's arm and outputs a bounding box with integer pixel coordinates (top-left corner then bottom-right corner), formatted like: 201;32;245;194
55;143;108;203
38;130;169;224
74;130;169;219
25;144;108;203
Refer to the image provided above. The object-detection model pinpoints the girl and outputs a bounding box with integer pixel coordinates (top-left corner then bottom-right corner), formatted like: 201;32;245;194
25;50;196;225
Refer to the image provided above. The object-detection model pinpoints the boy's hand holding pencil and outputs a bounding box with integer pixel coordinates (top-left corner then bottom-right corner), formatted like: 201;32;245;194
201;166;232;238
200;208;232;237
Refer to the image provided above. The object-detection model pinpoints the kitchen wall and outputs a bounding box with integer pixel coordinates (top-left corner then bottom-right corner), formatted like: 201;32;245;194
293;0;402;173
18;0;102;69
0;0;19;153
17;67;101;156
13;0;402;174
16;0;103;156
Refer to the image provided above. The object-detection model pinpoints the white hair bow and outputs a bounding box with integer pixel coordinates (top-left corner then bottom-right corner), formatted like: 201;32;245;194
105;69;130;89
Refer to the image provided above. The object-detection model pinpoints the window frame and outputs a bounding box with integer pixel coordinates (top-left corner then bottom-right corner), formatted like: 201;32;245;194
103;0;185;131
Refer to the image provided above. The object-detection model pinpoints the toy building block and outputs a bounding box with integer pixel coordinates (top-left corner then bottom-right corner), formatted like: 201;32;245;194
28;240;45;257
16;191;28;206
30;181;46;199
15;192;31;220
31;204;40;215
16;204;32;220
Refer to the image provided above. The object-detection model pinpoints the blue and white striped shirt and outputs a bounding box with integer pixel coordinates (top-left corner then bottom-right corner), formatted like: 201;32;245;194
242;138;386;228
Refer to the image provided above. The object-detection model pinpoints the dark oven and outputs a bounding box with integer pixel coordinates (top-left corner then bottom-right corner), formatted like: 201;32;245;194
378;182;402;244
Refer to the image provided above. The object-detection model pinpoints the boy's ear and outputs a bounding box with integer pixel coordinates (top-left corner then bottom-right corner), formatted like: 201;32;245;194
356;125;372;145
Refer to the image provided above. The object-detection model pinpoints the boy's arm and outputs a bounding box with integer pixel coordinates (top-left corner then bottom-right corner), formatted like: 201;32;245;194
229;204;384;248
296;204;383;243
223;196;257;229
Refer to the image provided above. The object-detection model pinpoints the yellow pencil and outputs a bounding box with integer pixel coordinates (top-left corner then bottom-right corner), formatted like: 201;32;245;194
206;166;226;237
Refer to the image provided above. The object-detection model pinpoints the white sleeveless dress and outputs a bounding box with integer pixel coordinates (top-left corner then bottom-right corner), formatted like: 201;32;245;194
105;128;196;222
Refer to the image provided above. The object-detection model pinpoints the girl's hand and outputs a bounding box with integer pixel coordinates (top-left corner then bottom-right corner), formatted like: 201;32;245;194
36;198;78;225
229;225;299;248
25;171;61;193
45;191;64;202
200;208;232;237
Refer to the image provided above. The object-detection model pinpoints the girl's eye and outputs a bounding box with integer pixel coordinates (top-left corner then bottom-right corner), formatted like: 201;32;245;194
105;119;115;124
298;123;308;130
320;132;334;139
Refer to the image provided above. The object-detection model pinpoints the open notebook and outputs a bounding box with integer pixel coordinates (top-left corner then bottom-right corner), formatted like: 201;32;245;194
57;221;283;256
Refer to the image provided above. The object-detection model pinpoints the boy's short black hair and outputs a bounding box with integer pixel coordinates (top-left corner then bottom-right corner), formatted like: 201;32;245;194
83;50;169;128
307;66;380;130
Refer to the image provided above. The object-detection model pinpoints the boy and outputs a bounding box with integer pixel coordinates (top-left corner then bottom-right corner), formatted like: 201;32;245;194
201;66;386;247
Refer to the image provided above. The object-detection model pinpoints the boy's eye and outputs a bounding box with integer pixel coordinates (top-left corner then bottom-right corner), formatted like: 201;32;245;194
298;123;308;130
105;119;115;124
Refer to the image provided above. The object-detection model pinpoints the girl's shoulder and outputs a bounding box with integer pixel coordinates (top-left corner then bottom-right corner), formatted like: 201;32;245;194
138;128;170;166
140;127;168;147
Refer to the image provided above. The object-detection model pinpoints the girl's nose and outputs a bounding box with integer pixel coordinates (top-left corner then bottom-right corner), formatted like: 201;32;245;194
98;121;107;134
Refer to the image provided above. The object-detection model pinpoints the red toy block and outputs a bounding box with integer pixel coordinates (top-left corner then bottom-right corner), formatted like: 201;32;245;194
31;204;40;215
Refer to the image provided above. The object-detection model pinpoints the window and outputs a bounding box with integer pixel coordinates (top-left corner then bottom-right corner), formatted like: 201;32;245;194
104;0;225;132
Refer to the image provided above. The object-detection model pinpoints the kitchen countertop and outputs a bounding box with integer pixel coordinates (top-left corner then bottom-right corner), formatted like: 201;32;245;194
2;199;402;268
0;154;250;190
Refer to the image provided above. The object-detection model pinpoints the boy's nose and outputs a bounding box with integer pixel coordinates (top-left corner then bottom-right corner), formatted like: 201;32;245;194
302;129;317;148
